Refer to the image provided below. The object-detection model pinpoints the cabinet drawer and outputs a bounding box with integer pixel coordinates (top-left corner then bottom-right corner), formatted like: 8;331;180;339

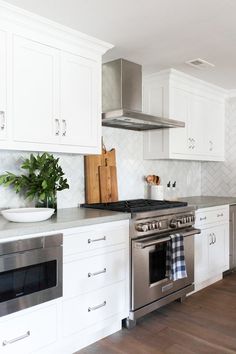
195;206;229;226
63;282;125;336
0;303;57;354
64;223;128;256
64;249;126;298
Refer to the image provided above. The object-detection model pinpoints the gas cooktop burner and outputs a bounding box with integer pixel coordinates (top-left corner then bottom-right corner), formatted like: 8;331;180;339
82;199;188;213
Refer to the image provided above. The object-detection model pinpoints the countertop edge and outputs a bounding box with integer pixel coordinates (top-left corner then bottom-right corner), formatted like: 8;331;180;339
0;211;130;241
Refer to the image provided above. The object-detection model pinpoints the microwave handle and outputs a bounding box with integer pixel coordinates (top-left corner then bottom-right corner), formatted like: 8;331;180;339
135;228;201;249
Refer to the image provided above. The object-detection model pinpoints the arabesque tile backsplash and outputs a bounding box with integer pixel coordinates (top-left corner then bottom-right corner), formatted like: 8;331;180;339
0;127;202;209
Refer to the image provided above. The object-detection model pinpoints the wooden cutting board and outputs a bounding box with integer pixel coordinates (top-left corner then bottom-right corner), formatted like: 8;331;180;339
84;148;118;204
84;154;101;203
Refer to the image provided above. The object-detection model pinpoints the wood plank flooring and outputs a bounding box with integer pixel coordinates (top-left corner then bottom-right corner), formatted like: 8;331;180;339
77;273;236;354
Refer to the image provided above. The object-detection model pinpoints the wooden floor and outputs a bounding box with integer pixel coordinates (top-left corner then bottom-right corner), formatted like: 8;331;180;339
77;273;236;354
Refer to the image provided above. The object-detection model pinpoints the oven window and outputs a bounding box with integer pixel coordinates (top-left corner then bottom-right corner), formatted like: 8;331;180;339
149;243;167;284
0;260;57;303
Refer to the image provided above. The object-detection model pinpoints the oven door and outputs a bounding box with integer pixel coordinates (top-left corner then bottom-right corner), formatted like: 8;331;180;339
131;228;198;310
0;235;62;317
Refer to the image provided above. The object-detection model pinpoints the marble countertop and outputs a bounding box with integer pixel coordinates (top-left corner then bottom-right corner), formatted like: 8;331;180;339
0;207;130;242
179;196;236;209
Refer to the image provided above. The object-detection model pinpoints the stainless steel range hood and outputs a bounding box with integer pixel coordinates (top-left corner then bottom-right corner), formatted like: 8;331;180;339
102;59;185;131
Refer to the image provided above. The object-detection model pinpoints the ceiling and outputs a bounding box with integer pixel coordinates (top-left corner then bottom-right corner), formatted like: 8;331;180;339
4;0;236;89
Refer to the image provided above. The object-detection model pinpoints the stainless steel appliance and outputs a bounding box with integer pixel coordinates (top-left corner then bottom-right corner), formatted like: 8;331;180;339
0;233;62;317
229;205;236;270
102;59;185;131
82;199;200;328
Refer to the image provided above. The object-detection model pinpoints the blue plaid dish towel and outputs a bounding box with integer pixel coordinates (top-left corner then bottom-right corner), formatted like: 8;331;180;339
166;234;187;281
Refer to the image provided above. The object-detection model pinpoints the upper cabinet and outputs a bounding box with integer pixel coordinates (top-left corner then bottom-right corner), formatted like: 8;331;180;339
0;2;112;154
60;52;100;149
0;29;7;141
143;69;227;161
12;36;60;145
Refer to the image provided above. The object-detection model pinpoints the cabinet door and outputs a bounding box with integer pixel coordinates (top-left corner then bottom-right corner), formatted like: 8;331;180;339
169;87;189;155
12;36;60;144
208;224;228;275
188;93;205;155
204;99;224;158
60;52;100;148
0;30;7;141
194;231;209;284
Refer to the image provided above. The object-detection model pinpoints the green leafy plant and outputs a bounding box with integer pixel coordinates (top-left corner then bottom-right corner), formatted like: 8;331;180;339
0;153;69;207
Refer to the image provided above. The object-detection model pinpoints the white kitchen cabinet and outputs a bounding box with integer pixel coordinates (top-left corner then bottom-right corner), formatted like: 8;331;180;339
0;219;129;354
61;219;129;353
60;52;100;149
0;29;7;141
0;302;58;354
12;36;60;145
0;1;112;154
194;205;229;292
143;69;226;161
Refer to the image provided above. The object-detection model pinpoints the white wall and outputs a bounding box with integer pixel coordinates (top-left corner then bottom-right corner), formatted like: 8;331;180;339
0;127;201;209
201;97;236;196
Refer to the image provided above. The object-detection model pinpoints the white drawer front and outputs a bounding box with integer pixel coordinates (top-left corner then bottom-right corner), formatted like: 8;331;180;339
63;249;126;298
62;282;125;337
195;206;228;226
64;224;128;256
0;303;57;354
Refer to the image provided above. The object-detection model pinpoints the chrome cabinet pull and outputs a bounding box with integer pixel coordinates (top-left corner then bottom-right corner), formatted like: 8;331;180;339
55;119;60;136
209;233;213;245
212;233;216;244
209;233;216;245
209;140;213;151
200;216;207;221
0;111;5;130
62;119;67;136
217;213;223;217
88;236;106;244
88;268;106;277
88;301;106;312
188;137;193;149
188;137;196;149
2;331;30;346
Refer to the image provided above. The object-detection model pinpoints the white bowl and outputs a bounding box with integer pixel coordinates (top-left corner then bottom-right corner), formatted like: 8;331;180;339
1;208;55;223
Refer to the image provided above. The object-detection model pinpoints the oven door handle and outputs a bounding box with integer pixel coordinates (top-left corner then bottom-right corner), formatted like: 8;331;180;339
134;228;201;249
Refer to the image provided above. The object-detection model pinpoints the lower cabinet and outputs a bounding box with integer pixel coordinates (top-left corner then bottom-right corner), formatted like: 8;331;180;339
63;282;126;337
0;219;129;354
0;302;58;354
194;206;229;292
60;219;129;353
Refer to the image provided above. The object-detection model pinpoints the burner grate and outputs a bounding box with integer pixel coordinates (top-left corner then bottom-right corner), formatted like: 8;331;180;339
82;199;188;213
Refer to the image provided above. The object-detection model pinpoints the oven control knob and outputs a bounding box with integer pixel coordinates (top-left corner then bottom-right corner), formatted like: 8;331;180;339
136;223;148;232
150;220;158;230
170;219;178;228
155;221;159;229
148;222;155;230
187;216;191;223
144;224;148;232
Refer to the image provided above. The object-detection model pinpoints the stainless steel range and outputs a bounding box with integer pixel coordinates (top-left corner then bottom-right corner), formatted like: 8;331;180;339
82;199;200;328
